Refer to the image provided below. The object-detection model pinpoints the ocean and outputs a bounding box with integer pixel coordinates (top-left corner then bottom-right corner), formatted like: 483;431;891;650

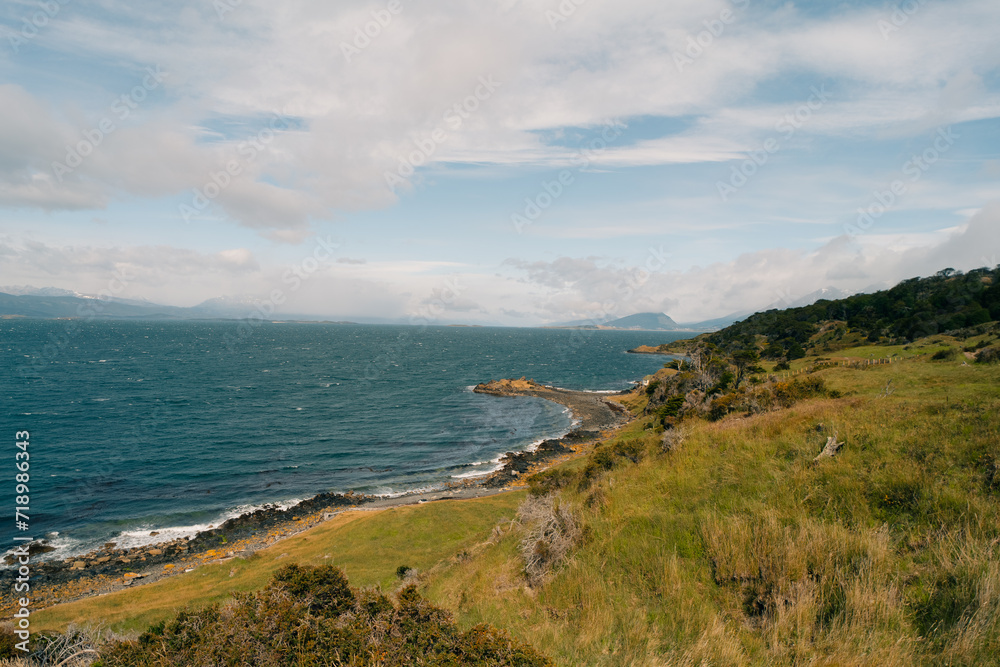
1;320;691;559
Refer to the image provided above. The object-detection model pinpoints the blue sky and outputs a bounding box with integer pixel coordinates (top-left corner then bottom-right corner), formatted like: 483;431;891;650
0;0;998;324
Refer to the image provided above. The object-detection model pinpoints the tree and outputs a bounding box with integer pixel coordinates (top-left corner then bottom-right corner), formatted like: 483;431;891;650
732;349;760;389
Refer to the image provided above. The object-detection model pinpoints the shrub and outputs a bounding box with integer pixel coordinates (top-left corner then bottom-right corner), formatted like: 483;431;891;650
516;495;581;587
610;439;646;463
578;439;649;489
661;427;686;453
527;468;574;496
0;625;18;659
976;346;1000;364
270;563;354;616
99;565;551;666
932;347;959;361
709;393;740;421
396;564;413;579
656;395;687;422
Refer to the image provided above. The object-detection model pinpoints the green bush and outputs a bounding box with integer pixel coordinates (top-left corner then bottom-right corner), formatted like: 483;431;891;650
527;467;574;496
271;563;354;616
931;347;959;361
577;439;649;490
976;346;1000;364
656;395;686;423
610;439;646;464
98;565;551;666
0;624;19;658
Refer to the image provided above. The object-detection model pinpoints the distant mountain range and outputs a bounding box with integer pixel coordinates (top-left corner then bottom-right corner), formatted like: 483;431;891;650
0;285;865;329
548;288;868;332
603;312;679;330
0;289;329;322
552;312;740;332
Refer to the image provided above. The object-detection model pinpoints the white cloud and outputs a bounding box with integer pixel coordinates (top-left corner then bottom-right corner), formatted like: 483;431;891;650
1;0;997;235
504;203;1000;323
0;204;997;324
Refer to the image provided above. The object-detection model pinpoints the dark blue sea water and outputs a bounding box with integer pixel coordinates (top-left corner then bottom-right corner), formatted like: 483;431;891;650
1;320;691;558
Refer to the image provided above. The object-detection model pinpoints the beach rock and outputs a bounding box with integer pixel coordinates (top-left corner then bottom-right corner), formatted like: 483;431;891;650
3;541;56;565
484;436;576;489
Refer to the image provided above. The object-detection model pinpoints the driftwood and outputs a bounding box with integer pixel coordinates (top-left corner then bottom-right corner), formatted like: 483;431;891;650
813;433;844;462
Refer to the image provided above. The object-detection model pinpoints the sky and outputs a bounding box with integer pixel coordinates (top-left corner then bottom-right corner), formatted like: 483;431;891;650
0;0;998;325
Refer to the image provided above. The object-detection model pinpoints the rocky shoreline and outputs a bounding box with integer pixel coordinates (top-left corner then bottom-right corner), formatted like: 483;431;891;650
473;377;634;487
0;491;378;613
472;377;632;431
1;378;639;614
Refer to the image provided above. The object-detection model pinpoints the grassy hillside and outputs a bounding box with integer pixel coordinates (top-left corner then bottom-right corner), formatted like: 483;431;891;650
420;334;1000;665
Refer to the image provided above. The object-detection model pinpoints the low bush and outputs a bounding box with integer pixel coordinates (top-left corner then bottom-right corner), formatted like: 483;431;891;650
976;346;1000;364
578;439;649;489
97;565;551;666
527;468;574;497
270;563;354;616
660;427;686;453
516;495;581;588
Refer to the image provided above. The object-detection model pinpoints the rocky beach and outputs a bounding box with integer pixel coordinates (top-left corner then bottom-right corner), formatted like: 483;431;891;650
1;377;640;615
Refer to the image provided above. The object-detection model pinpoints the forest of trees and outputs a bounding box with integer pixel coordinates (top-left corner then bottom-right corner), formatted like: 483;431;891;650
708;267;1000;358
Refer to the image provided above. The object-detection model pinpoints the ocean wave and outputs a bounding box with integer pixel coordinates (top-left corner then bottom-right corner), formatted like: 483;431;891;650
450;464;503;479
98;498;307;553
369;485;443;499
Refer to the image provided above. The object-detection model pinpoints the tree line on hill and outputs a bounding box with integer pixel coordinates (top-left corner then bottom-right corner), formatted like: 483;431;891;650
708;266;1000;359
